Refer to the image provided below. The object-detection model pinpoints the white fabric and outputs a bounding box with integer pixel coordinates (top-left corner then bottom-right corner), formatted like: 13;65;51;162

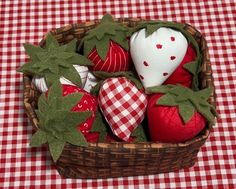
32;65;88;92
130;27;188;88
83;72;99;92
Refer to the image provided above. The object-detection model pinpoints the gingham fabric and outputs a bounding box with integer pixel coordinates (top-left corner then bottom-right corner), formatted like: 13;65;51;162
0;0;235;188
98;77;148;141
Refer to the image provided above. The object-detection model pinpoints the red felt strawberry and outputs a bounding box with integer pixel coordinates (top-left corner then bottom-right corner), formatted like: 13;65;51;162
61;84;99;142
98;77;148;141
163;45;196;87
146;85;217;143
79;14;130;73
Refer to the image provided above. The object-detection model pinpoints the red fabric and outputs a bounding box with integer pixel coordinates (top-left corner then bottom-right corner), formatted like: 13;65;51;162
147;94;206;142
1;1;236;188
98;77;148;141
88;41;130;72
61;84;98;141
164;45;196;87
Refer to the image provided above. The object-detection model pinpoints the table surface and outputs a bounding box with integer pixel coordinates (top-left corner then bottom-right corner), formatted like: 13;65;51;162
1;0;236;188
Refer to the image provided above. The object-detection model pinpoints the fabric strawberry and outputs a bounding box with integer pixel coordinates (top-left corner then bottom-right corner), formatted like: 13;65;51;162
98;77;148;141
18;33;92;92
163;45;196;87
30;81;95;162
146;85;218;143
79;14;130;73
130;21;202;90
60;84;98;141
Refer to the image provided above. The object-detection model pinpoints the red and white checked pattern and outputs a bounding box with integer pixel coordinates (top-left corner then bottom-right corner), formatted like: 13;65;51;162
0;0;236;188
98;77;147;141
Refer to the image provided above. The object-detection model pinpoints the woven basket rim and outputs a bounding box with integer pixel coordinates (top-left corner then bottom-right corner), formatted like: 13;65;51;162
23;18;214;149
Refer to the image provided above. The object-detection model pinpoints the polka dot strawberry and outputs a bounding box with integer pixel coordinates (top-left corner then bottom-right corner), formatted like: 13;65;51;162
98;77;148;141
130;21;202;90
79;14;130;73
146;85;218;143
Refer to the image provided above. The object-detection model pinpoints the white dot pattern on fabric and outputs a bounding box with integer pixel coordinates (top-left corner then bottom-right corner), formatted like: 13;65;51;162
130;27;188;88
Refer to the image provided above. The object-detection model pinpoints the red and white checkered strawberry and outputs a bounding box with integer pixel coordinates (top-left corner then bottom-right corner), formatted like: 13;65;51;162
98;77;148;141
130;26;189;88
79;14;130;73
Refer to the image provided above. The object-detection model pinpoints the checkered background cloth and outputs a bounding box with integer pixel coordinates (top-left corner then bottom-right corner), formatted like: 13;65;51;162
0;0;235;188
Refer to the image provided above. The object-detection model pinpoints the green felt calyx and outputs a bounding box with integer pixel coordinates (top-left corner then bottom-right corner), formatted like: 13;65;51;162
30;81;92;162
146;84;218;124
90;71;143;95
79;14;129;61
19;33;92;87
131;21;202;91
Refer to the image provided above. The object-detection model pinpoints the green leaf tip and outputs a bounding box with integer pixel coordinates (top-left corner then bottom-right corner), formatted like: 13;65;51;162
154;85;217;124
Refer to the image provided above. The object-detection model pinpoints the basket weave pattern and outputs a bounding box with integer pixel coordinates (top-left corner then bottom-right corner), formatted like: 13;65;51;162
23;18;215;178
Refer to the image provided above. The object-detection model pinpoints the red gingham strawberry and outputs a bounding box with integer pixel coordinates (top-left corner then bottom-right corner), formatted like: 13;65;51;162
98;77;148;141
79;14;130;73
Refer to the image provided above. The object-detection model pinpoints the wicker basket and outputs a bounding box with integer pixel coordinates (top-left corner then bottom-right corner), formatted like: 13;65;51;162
23;18;215;179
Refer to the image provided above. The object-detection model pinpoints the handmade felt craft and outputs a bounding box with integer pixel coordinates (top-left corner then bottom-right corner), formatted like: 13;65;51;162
78;14;130;73
98;77;148;141
30;81;94;162
18;34;92;91
146;85;218;142
33;65;88;93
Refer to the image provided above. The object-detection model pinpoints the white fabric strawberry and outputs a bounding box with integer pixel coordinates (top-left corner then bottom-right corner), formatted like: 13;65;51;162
33;65;88;93
130;27;188;88
98;77;148;141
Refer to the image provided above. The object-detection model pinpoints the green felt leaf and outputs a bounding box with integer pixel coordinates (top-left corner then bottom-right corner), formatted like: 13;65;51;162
66;111;93;128
131;124;147;142
24;43;45;57
38;94;48;110
157;93;178;106
80;14;129;57
30;129;48;147
60;66;82;87
146;85;175;94
44;72;59;87
146;24;160;37
65;39;77;52
48;80;62;104
195;87;213;100
64;129;88;147
90;80;104;96
17;62;39;75
183;61;198;74
178;102;195;124
90;110;108;142
61;93;83;111
96;37;110;61
48;138;65;162
67;54;93;66
45;33;59;49
197;106;215;124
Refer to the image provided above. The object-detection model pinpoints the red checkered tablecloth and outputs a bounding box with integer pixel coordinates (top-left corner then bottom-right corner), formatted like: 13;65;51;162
1;0;236;188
